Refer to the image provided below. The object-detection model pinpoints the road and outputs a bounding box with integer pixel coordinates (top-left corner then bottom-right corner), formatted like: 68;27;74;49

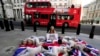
13;21;100;35
0;21;100;56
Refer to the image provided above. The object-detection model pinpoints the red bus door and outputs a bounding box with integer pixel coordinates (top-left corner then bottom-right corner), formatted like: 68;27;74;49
49;14;56;26
24;14;32;25
33;12;50;26
33;12;40;26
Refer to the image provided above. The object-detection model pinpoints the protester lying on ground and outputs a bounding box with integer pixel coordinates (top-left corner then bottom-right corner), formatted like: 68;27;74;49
19;40;27;47
14;35;100;56
26;39;37;47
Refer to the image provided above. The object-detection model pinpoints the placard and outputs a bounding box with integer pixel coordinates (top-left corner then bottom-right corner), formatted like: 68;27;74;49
46;33;58;42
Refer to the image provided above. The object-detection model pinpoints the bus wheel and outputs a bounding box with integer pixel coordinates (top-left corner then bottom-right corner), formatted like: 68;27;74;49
63;23;68;28
35;22;40;26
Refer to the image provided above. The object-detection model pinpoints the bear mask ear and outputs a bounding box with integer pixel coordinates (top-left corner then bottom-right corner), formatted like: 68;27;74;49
58;39;62;44
42;45;49;50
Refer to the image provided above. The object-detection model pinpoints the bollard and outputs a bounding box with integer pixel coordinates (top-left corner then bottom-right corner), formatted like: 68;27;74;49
89;26;95;39
76;24;81;35
62;24;65;34
0;21;4;29
33;23;37;32
4;20;10;31
47;23;51;33
21;21;25;31
10;21;14;30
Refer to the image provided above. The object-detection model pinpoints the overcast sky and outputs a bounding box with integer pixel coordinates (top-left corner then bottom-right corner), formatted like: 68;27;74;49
82;0;95;6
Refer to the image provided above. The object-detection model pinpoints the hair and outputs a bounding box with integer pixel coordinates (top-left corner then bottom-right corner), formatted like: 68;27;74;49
27;39;34;45
19;40;28;46
42;45;49;50
49;26;56;33
58;37;62;44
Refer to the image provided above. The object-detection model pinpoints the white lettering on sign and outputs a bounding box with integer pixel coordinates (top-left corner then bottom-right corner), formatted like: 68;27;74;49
26;10;37;12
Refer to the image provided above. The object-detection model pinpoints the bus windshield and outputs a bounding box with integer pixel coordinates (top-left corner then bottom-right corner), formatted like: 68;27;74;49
26;2;51;8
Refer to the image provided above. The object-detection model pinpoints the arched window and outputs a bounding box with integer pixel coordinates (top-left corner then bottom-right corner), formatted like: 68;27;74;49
64;3;67;8
59;3;62;6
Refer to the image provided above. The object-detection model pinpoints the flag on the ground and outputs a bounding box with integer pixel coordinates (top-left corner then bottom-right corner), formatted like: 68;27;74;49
13;47;27;56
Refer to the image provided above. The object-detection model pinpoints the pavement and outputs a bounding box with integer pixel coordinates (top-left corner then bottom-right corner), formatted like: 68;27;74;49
0;29;100;56
81;23;100;26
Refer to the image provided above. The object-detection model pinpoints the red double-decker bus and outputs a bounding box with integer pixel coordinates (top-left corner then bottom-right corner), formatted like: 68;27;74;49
55;7;81;28
24;1;81;28
24;1;54;25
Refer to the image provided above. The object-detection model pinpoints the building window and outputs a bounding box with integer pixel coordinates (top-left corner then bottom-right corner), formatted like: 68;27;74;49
97;12;99;17
99;13;100;17
14;5;16;7
64;3;67;8
64;3;67;5
14;0;16;3
17;0;19;3
54;3;56;6
95;13;98;17
59;3;62;6
23;0;26;2
21;0;23;3
98;4;100;9
94;4;97;10
20;9;22;19
90;7;92;11
91;7;92;11
89;13;91;18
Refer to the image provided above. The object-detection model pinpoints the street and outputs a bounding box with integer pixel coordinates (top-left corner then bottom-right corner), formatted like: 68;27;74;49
0;0;100;56
13;21;100;35
0;21;100;56
0;28;100;56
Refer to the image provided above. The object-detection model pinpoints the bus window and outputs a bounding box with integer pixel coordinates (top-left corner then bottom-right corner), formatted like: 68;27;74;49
61;16;64;20
27;2;51;8
57;16;60;20
50;14;56;20
41;2;47;8
59;15;74;20
70;15;74;20
33;12;40;19
67;16;70;20
33;2;38;8
40;14;48;19
64;16;68;20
